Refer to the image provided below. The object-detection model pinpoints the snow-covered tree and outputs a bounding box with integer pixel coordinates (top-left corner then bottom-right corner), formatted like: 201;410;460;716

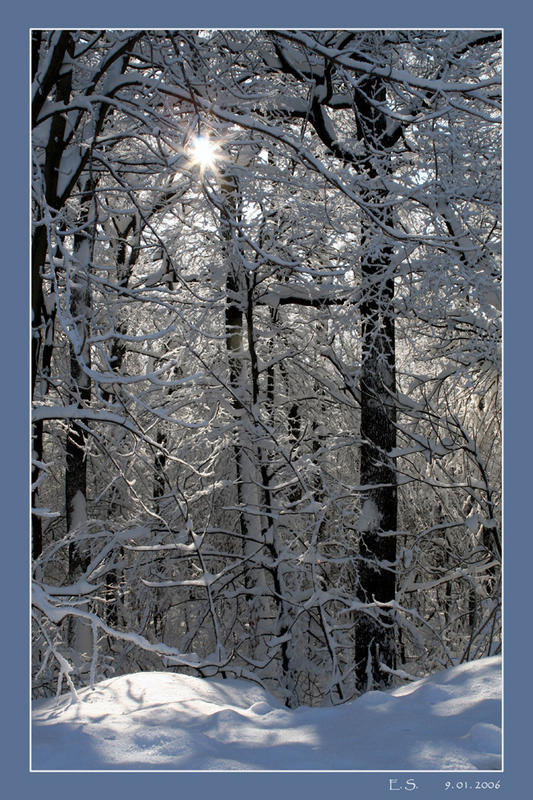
32;29;501;706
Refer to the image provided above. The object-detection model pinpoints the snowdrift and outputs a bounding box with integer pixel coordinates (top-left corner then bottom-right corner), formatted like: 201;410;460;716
32;655;501;771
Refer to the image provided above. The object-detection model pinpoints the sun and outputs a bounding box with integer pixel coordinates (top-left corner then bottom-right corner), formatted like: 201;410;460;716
188;135;222;174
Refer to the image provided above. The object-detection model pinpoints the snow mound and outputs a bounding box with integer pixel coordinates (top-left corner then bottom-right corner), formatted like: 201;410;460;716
32;656;501;771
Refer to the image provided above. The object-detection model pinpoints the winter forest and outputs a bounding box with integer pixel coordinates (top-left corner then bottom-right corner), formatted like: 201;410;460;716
31;29;502;714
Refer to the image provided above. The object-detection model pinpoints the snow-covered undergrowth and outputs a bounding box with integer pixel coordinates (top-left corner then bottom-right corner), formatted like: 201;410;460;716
32;656;501;771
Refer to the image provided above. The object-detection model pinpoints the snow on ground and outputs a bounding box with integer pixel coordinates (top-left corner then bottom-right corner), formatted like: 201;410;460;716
32;656;501;771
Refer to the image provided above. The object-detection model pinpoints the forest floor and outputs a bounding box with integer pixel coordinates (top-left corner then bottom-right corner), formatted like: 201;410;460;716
32;656;501;771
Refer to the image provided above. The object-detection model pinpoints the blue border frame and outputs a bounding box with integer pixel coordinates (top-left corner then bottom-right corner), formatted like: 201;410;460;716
11;2;529;797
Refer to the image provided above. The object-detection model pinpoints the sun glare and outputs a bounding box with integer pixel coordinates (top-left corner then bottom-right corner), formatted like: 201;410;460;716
189;135;221;173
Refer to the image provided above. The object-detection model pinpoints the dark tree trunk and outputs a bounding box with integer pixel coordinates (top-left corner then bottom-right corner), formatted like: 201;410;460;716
31;420;43;562
220;171;252;550
66;179;95;581
100;218;140;626
64;180;96;658
245;276;292;694
32;33;74;561
353;74;398;692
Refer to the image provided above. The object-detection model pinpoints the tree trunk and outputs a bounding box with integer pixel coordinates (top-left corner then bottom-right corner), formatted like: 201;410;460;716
353;73;398;692
66;179;95;655
32;33;74;559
